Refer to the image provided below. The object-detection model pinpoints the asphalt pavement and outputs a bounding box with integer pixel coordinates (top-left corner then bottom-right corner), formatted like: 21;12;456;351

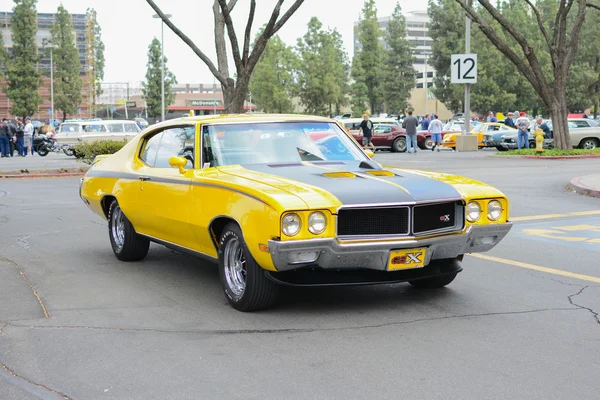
0;152;81;173
1;149;599;399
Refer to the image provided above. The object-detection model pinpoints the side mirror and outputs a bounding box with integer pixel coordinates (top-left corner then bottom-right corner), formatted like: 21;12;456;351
168;156;188;174
364;149;374;159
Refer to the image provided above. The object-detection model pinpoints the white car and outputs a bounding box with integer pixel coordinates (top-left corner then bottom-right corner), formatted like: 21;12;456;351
55;120;141;146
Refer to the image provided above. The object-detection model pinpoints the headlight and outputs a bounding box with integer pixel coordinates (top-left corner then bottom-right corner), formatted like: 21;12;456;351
487;200;503;221
308;212;327;234
466;201;481;222
282;213;301;236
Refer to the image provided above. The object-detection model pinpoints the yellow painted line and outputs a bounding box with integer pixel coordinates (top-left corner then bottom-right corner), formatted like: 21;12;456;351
511;214;565;222
511;210;600;222
469;253;600;284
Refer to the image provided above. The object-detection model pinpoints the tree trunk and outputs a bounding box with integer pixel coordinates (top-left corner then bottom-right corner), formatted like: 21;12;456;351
594;56;599;120
548;89;572;150
223;75;249;113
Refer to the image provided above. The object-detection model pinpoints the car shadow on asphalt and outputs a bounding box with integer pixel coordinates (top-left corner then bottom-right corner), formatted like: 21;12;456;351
131;246;460;314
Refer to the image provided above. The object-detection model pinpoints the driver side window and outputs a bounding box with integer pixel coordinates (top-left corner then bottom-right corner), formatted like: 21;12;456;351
140;126;196;169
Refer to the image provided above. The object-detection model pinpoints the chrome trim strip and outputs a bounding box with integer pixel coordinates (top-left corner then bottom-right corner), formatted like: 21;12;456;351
139;234;218;263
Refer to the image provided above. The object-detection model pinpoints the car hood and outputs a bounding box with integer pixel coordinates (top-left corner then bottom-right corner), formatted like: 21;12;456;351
218;161;464;210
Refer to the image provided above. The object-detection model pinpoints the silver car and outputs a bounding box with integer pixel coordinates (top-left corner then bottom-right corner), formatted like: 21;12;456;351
500;119;600;150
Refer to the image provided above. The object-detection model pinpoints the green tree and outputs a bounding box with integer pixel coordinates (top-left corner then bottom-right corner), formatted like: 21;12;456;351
249;35;297;113
296;17;349;116
0;26;6;73
4;0;41;119
350;55;369;116
50;5;83;121
356;0;384;113
142;38;177;120
382;3;416;114
86;8;105;101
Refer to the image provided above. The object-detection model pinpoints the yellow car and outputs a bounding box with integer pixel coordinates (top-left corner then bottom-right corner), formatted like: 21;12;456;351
80;114;512;311
441;122;512;149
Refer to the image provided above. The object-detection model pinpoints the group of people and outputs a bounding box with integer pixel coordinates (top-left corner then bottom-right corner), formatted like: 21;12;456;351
359;110;444;154
0;117;35;158
501;111;551;149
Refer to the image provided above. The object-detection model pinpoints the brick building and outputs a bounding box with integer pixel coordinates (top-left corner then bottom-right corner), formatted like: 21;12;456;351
0;11;91;120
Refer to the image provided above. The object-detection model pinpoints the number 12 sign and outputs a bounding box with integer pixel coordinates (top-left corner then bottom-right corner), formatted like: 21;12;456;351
451;54;477;84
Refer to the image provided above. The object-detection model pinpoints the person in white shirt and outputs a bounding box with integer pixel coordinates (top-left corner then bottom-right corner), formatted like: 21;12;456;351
23;117;34;157
515;111;531;150
428;114;444;152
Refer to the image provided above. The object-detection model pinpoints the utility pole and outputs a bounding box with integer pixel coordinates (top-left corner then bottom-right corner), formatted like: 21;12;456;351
464;0;472;135
50;48;55;124
153;13;171;122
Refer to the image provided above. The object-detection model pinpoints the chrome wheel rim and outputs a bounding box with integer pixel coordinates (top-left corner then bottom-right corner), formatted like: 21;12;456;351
584;140;596;150
396;139;406;152
111;206;125;251
223;238;246;297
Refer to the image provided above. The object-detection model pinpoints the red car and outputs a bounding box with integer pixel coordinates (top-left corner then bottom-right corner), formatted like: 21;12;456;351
350;124;431;152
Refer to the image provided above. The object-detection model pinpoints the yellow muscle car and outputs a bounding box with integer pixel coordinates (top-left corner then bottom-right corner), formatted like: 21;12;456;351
79;114;512;311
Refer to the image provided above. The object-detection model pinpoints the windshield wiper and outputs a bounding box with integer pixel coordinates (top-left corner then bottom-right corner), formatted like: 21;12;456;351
297;147;324;161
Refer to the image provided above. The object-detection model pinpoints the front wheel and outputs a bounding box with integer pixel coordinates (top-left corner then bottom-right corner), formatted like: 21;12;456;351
218;223;279;311
579;138;599;150
408;272;458;288
63;147;75;157
496;146;508;152
37;145;49;157
424;139;434;150
108;200;149;261
392;137;407;153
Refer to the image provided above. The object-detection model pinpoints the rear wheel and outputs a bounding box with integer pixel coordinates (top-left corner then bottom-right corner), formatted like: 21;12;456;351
424;138;434;150
408;272;458;288
108;200;149;261
528;141;536;149
392;137;407;153
579;138;599;150
37;145;49;157
63;147;75;157
218;223;279;311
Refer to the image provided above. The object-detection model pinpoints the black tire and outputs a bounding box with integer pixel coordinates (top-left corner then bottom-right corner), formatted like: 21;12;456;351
63;147;75;157
218;223;279;311
37;145;49;157
528;141;536;149
423;138;434;150
579;138;599;150
408;272;458;289
107;200;149;262
496;146;508;152
392;137;407;153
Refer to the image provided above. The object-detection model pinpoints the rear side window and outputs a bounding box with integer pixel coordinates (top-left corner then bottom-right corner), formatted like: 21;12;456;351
140;126;196;169
124;123;139;133
106;123;124;132
60;124;80;133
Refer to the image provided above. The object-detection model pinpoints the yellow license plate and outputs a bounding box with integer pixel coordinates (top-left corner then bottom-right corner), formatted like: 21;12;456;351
388;248;427;271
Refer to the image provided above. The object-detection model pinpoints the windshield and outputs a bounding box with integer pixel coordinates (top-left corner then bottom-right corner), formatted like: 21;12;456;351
202;122;367;167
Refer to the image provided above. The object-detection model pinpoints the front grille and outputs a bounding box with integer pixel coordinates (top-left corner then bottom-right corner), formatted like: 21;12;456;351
413;202;460;234
503;137;515;143
337;207;409;236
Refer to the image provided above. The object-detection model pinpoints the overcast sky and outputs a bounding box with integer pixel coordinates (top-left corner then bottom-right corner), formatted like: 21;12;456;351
15;0;428;84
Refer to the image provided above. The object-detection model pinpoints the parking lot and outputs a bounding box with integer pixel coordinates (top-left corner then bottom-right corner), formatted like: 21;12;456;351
1;150;600;399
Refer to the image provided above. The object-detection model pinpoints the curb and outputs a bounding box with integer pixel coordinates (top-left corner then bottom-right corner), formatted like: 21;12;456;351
0;172;85;179
566;175;600;198
522;154;600;159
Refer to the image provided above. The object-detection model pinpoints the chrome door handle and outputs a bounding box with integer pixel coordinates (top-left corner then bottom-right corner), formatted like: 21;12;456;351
139;176;151;181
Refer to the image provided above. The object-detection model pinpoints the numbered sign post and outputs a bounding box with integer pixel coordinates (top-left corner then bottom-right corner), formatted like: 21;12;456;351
451;54;477;84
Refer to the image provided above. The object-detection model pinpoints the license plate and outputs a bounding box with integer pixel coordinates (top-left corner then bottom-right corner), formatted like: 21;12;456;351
387;248;427;271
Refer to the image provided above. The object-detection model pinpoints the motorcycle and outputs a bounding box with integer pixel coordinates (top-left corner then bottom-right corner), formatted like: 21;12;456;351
37;135;74;157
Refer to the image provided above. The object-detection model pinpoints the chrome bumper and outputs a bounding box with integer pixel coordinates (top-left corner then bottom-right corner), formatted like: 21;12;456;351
268;223;512;272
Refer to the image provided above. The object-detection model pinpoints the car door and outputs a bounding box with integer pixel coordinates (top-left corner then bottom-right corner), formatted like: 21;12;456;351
134;124;198;250
569;120;591;147
371;124;393;147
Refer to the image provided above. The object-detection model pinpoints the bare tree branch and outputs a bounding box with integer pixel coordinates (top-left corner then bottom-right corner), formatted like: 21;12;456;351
272;0;305;35
552;0;567;49
217;0;242;75
588;2;600;10
242;0;256;66
454;0;549;103
247;0;284;71
146;0;228;87
213;1;229;80
524;0;552;50
565;0;589;66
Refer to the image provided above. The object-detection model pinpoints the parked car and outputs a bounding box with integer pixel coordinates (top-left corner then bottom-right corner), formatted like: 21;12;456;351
79;114;512;311
55;120;141;152
341;117;428;152
480;123;519;150
441;121;491;149
500;118;600;150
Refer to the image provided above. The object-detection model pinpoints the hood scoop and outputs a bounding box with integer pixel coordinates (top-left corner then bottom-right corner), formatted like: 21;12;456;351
363;170;397;177
322;171;358;179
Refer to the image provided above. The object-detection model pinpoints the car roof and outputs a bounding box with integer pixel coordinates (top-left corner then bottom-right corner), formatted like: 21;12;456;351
153;114;333;128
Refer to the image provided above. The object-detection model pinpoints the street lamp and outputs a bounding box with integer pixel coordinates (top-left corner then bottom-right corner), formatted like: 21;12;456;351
50;48;55;124
422;50;433;117
152;13;171;122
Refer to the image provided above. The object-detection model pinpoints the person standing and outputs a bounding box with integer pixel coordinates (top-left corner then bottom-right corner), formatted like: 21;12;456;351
503;112;515;128
14;118;25;156
515;111;531;149
359;114;375;151
6;119;17;157
0;119;9;158
428;114;444;152
23;117;34;157
402;109;419;154
534;117;552;139
421;115;430;131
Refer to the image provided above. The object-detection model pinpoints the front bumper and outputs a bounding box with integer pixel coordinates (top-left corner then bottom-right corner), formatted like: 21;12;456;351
500;142;517;150
268;223;512;272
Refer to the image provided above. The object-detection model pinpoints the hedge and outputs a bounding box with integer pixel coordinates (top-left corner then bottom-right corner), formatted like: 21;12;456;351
73;140;127;164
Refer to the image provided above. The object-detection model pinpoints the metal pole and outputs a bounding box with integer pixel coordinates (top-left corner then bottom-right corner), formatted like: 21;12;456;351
464;1;471;135
249;92;252;113
50;48;54;124
161;21;165;122
213;76;217;114
424;55;428;117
